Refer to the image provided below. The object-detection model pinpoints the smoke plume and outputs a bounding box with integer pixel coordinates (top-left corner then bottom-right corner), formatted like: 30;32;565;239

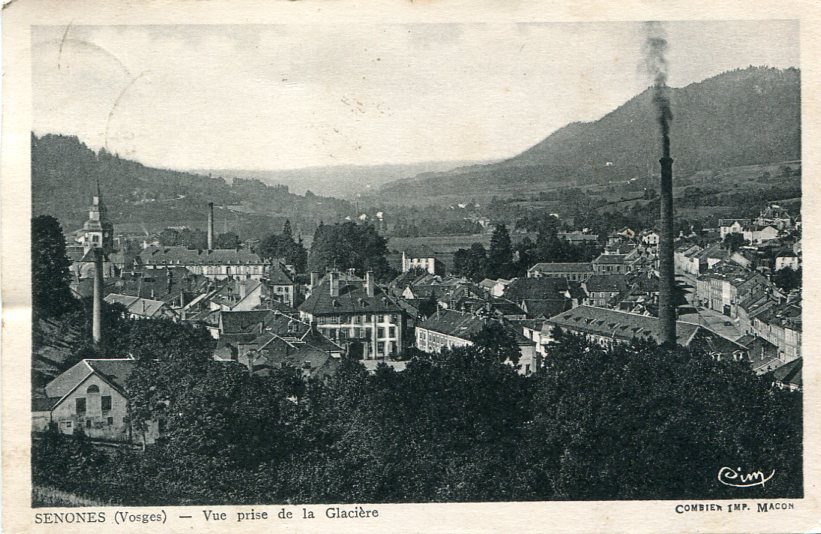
643;21;672;157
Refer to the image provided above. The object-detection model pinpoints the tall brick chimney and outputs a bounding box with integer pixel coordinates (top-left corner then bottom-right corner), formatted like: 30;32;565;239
92;248;104;345
658;156;676;346
329;270;339;297
207;202;215;251
366;270;375;297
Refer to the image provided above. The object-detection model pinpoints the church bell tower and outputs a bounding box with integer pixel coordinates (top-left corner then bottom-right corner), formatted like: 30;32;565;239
82;178;114;254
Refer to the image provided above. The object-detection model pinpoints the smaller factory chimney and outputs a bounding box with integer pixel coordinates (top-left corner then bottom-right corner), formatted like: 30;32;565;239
92;249;104;345
329;270;339;298
366;270;375;297
207;202;215;251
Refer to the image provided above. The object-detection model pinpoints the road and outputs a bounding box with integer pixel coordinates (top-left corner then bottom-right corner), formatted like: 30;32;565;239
676;273;743;341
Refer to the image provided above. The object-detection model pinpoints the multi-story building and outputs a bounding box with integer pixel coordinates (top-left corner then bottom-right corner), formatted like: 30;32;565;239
299;270;405;359
527;262;594;282
542;305;747;360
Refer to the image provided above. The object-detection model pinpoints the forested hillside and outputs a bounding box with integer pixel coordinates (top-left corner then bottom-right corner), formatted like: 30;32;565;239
31;134;352;239
370;67;800;205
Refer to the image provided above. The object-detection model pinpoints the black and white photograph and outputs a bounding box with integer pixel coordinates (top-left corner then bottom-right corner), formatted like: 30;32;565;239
4;3;813;529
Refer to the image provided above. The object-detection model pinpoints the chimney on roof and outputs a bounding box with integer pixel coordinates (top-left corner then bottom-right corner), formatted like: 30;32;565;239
310;271;319;291
207;202;215;251
239;280;246;299
329;270;339;297
366;270;375;297
92;249;104;346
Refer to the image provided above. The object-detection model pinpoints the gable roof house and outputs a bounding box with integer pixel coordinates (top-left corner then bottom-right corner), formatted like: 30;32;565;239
527;262;594;282
104;293;179;321
37;358;160;444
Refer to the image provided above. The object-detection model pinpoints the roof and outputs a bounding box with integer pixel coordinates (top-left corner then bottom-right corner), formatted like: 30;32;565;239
771;358;802;388
299;279;403;316
504;277;569;301
220;310;277;335
528;262;593;273
719;219;751;227
593;254;626;265
32;397;59;412
403;245;437;258
268;263;295;285
139;245;266;265
584;274;628;293
45;358;135;400
417;309;486;340
104;293;170;318
521;298;572;319
546;305;746;353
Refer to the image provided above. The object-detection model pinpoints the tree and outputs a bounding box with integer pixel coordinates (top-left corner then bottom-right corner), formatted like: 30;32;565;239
308;222;391;279
723;232;746;252
525;334;802;500
259;230;307;273
158;228;180;246
453;243;488;282
488;224;513;278
469;321;522;365
215;232;240;249
282;219;293;239
31;215;77;319
773;266;801;292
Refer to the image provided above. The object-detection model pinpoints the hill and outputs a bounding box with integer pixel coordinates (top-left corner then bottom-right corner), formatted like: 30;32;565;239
31;134;353;239
198;160;487;199
368;67;800;206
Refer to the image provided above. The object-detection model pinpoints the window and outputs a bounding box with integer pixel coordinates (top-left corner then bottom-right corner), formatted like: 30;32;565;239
101;395;112;411
86;419;92;428
107;417;114;426
86;384;100;394
65;422;72;429
75;398;86;414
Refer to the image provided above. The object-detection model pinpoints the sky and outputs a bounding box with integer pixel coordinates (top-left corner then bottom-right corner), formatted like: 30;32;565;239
32;21;798;171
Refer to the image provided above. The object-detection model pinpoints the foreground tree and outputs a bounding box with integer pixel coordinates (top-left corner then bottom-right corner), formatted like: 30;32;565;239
31;215;77;319
525;332;802;500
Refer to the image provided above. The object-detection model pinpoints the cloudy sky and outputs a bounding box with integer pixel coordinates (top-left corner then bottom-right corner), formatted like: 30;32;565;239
32;21;798;171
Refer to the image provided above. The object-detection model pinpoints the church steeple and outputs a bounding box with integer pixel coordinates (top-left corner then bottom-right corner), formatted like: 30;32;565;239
82;177;114;254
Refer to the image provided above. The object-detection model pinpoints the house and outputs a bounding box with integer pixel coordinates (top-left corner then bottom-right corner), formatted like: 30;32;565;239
770;358;802;391
268;262;299;307
299;270;405;359
674;244;703;276
36;358;160;444
592;253;630;274
479;278;513;298
401;245;444;275
640;230;660;246
503;277;569;302
207;278;265;311
737;334;780;374
583;274;628;307
104;293;179;321
719;219;750;239
557;231;599;246
743;225;779;245
752;298;801;363
414;309;539;374
527;262;594;282
542;305;747;360
774;249;800;272
238;317;344;378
